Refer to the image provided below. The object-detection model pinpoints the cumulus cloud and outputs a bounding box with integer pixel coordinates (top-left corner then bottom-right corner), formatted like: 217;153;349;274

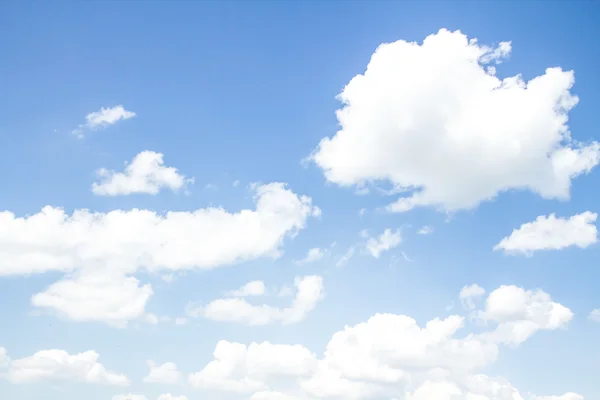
494;212;598;255
143;361;181;385
72;105;136;138
479;285;573;346
187;276;324;325
0;182;317;277
92;151;193;196
31;270;153;327
186;283;578;400
365;229;402;258
8;349;129;386
226;280;267;297
309;29;599;213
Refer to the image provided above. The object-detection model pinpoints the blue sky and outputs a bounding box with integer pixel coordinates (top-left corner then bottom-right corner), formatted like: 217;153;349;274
1;1;600;400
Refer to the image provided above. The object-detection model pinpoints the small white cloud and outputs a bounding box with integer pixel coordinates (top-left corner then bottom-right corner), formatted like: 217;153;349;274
588;309;600;323
226;280;266;297
365;229;402;258
92;150;193;196
174;317;188;326
295;248;325;264
494;212;598;255
143;361;181;385
73;105;136;138
417;225;434;235
187;276;324;326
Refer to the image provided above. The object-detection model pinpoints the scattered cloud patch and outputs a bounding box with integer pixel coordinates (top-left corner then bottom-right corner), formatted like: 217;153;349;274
187;276;324;325
187;283;576;399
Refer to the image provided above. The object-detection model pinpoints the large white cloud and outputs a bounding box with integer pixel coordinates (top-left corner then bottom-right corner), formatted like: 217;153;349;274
187;283;579;400
92;150;193;196
494;212;598;255
309;29;599;212
0;182;318;277
7;349;129;386
187;275;324;325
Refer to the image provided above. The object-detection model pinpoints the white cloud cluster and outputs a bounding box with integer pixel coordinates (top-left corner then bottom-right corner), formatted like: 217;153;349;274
187;276;324;325
310;29;599;213
494;212;598;255
143;360;182;385
92;150;193;196
6;349;129;386
365;228;402;258
0;182;318;326
73;105;136;138
186;283;578;399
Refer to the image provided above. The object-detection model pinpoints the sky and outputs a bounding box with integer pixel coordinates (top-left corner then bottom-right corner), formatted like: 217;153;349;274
0;1;600;400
